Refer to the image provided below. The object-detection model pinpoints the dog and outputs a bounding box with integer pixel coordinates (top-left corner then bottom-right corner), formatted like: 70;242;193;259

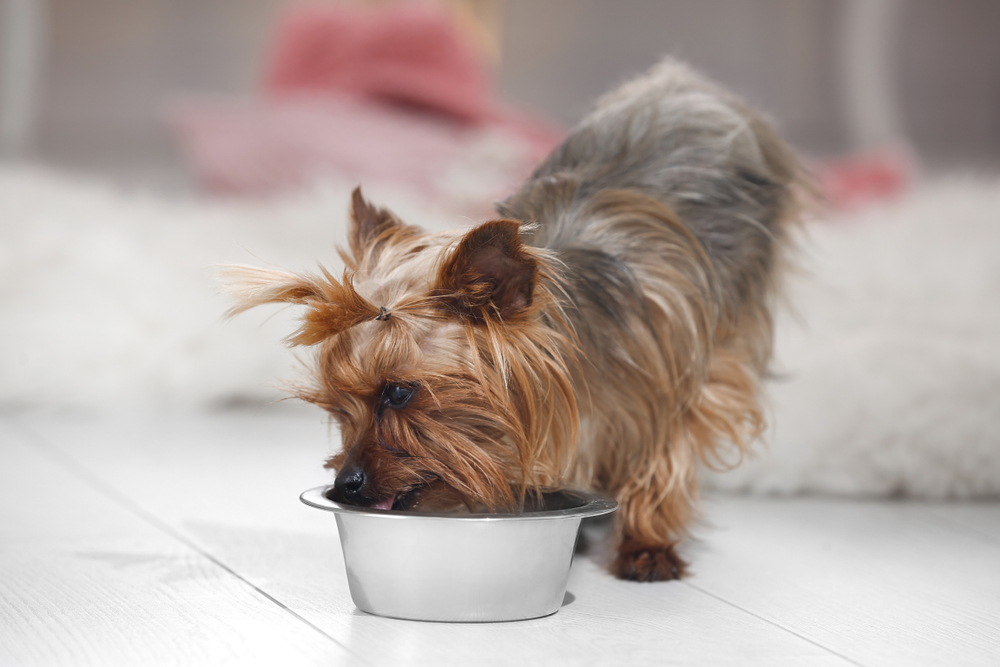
222;59;803;581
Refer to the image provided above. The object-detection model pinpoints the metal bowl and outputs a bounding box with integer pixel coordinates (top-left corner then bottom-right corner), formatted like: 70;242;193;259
300;486;618;622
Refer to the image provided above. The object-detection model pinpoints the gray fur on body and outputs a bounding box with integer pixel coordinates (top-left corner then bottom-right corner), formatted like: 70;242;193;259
499;59;801;331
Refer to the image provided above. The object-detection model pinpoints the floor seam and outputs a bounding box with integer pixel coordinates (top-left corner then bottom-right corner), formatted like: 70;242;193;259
10;418;376;667
681;580;867;667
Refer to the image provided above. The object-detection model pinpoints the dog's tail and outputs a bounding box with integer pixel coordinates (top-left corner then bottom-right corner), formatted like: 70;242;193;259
499;57;807;301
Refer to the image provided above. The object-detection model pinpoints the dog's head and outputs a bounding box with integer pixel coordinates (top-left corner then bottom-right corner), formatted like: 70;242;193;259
222;188;577;512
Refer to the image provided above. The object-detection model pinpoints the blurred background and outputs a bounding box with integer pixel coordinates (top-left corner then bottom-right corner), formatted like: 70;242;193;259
5;0;1000;184
1;0;998;496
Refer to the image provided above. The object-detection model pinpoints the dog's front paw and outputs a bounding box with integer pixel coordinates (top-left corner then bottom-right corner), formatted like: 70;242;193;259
612;540;687;582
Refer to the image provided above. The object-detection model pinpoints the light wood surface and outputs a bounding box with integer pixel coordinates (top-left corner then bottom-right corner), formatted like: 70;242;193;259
0;418;350;666
3;411;998;666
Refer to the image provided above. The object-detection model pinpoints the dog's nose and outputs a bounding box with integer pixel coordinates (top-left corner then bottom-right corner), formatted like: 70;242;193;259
333;463;366;502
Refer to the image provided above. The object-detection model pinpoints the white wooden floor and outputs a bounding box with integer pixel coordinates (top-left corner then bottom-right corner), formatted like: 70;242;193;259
2;410;998;667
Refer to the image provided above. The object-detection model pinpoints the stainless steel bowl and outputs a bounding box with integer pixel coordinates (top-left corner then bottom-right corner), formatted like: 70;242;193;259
300;486;617;622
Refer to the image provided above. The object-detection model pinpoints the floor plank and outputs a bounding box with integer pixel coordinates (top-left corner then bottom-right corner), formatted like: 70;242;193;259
689;497;1000;667
930;503;1000;543
15;411;853;666
21;412;1000;666
173;521;851;667
0;417;359;667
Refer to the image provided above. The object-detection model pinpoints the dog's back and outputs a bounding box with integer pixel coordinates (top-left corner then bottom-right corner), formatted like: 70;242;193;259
500;58;803;347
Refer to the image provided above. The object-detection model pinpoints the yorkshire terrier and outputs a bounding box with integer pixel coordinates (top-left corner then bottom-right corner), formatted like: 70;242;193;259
223;59;803;581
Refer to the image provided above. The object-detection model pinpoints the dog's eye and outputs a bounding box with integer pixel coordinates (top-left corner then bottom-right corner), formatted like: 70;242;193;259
383;383;415;409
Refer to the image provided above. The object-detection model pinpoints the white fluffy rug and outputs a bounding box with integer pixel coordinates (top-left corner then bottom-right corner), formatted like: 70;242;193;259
0;167;452;411
703;178;1000;499
2;166;998;498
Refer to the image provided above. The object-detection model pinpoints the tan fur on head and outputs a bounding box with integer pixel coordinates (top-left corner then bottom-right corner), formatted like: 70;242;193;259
221;188;579;511
222;59;805;581
220;265;382;345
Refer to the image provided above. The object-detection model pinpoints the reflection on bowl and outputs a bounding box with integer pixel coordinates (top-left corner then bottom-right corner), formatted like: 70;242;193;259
300;486;618;622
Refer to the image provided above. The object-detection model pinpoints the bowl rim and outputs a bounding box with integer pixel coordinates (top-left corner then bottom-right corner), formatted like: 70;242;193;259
300;485;618;521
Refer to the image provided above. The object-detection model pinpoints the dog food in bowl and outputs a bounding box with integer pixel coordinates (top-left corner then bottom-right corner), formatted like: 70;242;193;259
300;486;617;622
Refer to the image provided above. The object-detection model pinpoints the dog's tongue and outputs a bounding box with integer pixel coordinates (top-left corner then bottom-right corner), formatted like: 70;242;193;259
372;495;396;511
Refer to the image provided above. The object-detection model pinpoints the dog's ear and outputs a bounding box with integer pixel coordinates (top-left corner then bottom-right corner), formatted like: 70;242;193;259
348;187;403;265
218;265;379;345
435;220;538;321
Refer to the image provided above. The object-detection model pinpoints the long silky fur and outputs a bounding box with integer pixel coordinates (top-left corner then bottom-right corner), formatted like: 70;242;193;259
495;60;804;569
222;58;805;579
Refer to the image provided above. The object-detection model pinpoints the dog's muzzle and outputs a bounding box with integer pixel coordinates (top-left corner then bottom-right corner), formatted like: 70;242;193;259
331;463;395;510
